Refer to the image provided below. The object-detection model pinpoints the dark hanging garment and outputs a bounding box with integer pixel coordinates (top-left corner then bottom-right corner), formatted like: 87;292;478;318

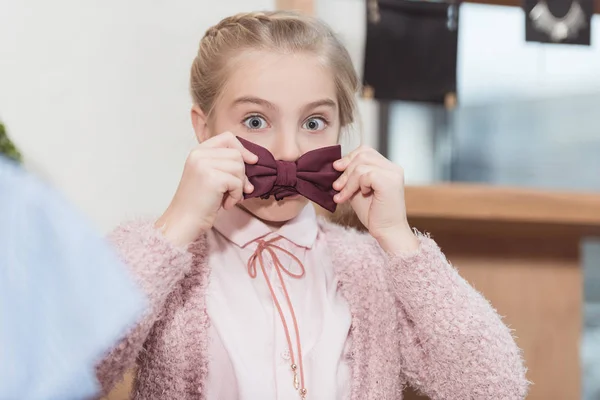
362;0;459;105
525;0;593;46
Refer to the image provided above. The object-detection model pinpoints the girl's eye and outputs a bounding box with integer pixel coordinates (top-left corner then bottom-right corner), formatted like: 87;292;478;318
302;117;327;132
243;115;268;130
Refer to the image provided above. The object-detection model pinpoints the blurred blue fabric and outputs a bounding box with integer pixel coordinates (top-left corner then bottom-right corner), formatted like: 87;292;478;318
0;156;145;400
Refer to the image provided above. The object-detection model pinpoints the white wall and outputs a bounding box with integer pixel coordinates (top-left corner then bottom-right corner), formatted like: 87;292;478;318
0;0;273;232
458;4;600;105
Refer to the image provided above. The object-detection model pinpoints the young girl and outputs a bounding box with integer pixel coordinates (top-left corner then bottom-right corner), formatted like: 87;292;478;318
97;11;528;400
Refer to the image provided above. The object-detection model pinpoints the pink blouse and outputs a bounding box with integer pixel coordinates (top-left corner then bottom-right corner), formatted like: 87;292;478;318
204;204;353;400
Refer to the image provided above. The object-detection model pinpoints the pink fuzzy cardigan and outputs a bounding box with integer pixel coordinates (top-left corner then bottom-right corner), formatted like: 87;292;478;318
96;218;528;400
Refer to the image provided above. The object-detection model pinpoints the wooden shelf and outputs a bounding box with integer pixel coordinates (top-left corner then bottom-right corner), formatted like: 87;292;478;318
405;184;600;238
406;183;600;226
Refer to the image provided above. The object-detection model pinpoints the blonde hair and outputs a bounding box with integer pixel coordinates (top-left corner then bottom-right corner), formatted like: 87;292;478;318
190;11;359;130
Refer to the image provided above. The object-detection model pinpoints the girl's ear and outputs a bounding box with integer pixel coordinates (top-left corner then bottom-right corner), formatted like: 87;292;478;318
191;105;209;143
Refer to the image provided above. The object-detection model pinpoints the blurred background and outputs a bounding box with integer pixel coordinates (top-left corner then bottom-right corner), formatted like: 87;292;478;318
1;0;599;399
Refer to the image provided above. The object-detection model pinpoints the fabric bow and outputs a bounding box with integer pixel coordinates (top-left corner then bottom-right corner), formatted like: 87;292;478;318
238;137;342;213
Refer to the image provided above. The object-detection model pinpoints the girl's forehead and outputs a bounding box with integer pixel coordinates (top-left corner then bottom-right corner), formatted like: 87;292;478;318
220;51;338;109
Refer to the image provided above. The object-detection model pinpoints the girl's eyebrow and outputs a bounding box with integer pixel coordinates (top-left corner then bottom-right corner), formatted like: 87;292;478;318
302;99;337;114
232;96;278;111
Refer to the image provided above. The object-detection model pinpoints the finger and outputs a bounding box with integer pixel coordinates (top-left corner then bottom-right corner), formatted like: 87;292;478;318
204;148;245;162
333;152;373;191
334;169;361;203
203;147;256;188
333;151;354;172
223;183;244;210
333;147;385;189
212;170;244;210
360;168;400;197
333;145;374;171
194;148;253;193
204;131;258;164
334;165;373;203
334;145;394;174
333;156;360;190
358;171;375;195
336;167;389;203
226;174;245;207
207;158;254;194
332;172;348;191
206;157;244;175
350;147;389;169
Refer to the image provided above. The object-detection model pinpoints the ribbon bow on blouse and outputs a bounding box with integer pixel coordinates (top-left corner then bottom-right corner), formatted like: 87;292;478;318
237;137;342;212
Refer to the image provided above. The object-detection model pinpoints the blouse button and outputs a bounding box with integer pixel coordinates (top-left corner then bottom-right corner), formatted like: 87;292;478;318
281;349;291;360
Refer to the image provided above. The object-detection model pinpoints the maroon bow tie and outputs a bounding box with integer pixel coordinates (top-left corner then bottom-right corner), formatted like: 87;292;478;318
237;137;342;212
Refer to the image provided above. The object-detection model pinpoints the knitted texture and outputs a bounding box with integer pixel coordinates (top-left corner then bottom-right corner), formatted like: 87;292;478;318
96;218;528;400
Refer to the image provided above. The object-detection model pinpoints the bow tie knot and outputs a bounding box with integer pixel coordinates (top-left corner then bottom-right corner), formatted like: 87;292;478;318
238;137;342;212
275;161;298;187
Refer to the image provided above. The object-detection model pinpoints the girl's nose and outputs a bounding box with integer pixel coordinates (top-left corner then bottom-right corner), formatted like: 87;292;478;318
271;133;302;162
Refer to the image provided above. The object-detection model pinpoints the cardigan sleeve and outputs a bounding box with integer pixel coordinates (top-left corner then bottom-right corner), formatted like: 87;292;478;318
94;219;205;394
385;233;529;399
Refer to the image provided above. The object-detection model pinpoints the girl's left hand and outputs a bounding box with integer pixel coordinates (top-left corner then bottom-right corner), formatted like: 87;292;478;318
332;146;419;254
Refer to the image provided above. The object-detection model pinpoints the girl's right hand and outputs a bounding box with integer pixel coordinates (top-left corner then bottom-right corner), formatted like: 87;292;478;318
155;132;258;246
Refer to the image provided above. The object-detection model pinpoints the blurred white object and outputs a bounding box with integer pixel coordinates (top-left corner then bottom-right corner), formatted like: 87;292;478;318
0;156;145;400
